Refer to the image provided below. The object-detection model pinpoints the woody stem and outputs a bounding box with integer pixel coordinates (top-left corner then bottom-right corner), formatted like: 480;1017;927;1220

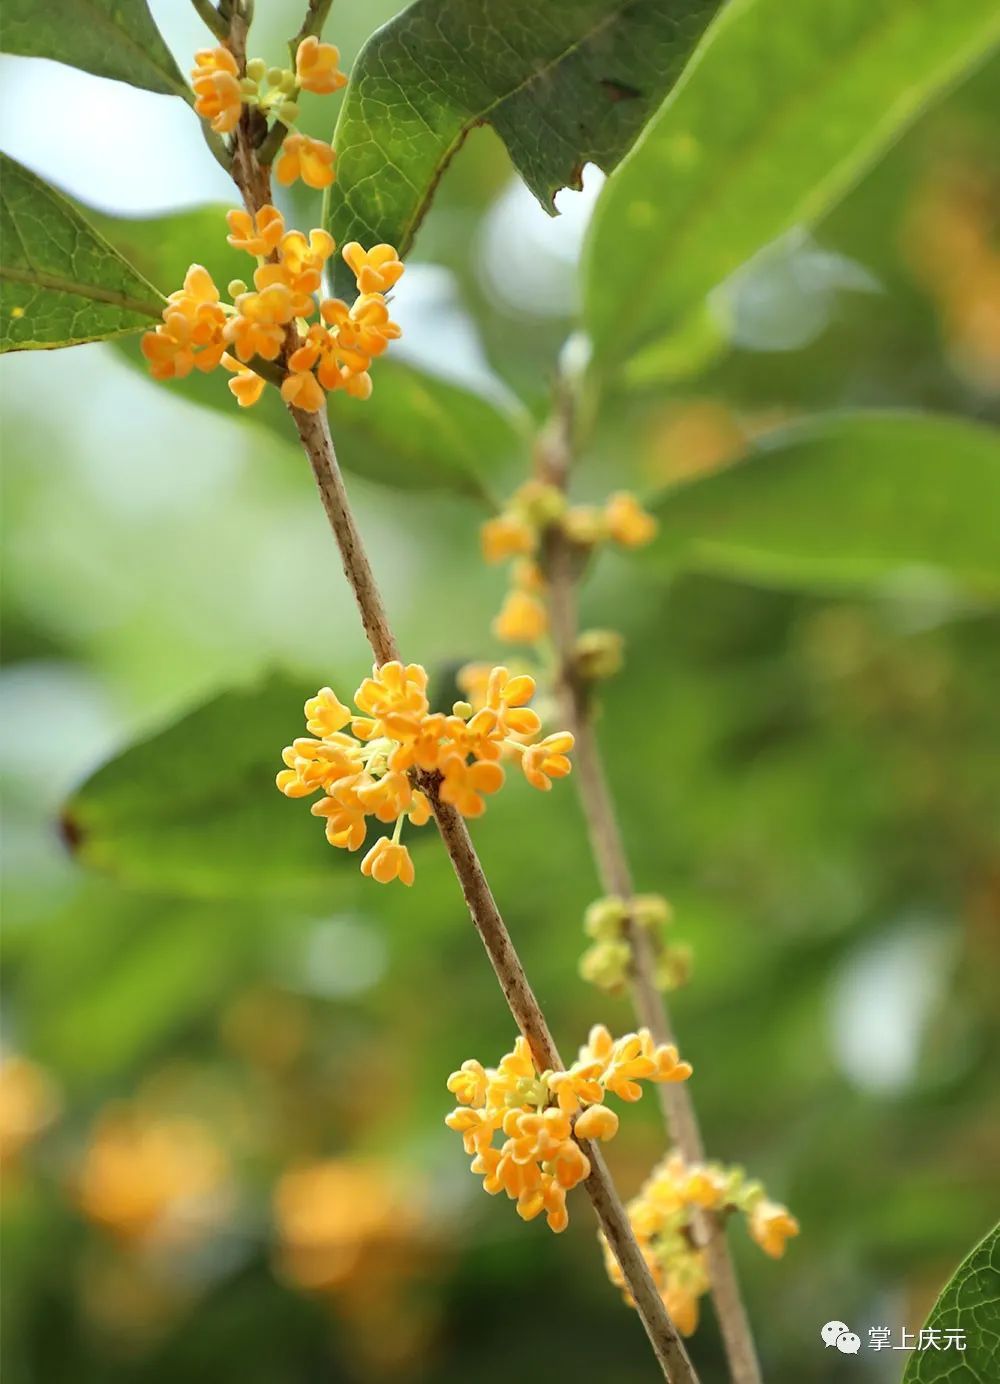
538;385;763;1384
221;7;699;1379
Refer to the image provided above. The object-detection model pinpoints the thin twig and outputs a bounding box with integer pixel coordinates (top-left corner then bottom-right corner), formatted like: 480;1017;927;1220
539;389;764;1384
218;7;699;1377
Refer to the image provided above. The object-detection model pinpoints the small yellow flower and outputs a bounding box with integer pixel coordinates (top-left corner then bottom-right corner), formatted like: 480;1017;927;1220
342;242;405;295
192;47;242;135
439;753;505;818
280;369;326;413
304;687;352;737
360;836;415;886
493;590;548;644
275;132;336;189
605;491;658;548
574;1104;619;1142
226;205;285;257
223;354;267;407
481;513;536;563
520;732;574;791
749;1200;800;1258
294;36;347;95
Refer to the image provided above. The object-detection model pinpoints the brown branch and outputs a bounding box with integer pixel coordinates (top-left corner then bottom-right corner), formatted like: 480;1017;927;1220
539;394;763;1384
219;8;698;1377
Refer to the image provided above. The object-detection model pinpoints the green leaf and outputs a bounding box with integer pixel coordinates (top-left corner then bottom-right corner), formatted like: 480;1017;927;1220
62;674;354;903
647;413;1000;598
584;0;1000;367
0;154;162;351
0;0;189;99
902;1223;1000;1382
92;200;527;499
325;0;723;296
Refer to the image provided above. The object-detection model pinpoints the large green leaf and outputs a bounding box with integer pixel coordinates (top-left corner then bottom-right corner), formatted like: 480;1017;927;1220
0;154;162;350
0;0;189;98
93;200;527;499
647;413;1000;597
325;0;722;296
902;1224;1000;1382
584;0;1000;369
61;674;354;903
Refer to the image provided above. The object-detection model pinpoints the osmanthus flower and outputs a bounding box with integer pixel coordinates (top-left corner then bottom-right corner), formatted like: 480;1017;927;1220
190;38;346;189
342;242;406;295
294;36;348;95
140;265;227;380
445;1028;692;1234
276;664;574;885
480;481;659;649
603;1150;799;1336
191;47;242;134
141;211;406;412
275;133;337;190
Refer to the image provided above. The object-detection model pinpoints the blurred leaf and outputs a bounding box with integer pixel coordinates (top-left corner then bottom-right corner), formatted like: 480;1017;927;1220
0;154;162;351
0;0;189;98
62;674;354;902
584;0;1000;368
93;201;526;499
24;891;257;1081
325;0;723;296
902;1223;1000;1381
648;412;1000;596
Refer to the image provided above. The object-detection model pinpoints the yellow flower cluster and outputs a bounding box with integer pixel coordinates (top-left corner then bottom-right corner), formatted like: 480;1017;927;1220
580;893;692;995
603;1152;799;1335
445;1026;692;1234
0;1053;60;1166
140;209;403;411
74;1106;231;1247
192;39;345;189
276;663;574;885
481;483;659;647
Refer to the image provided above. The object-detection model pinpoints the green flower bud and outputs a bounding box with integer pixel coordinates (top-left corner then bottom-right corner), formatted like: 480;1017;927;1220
246;58;267;83
266;66;286;87
227;279;248;298
579;939;630;991
633;893;674;931
583;895;628;941
239;77;259;98
574;628;624;682
277;100;300;125
654;943;693;992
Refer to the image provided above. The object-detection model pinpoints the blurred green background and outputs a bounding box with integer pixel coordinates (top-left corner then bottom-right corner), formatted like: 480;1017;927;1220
1;2;998;1381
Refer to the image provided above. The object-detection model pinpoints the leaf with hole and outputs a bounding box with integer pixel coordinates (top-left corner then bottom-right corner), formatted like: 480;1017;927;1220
325;0;723;297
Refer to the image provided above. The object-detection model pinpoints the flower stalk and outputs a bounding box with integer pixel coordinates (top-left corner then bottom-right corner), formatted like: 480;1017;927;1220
216;5;700;1378
537;383;763;1384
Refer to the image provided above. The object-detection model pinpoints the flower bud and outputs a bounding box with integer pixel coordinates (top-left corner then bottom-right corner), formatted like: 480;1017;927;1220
512;480;566;527
579;939;630;991
561;504;607;547
266;66;286;87
633;893;674;931
246;58;267;83
239;76;259;97
654;943;693;992
277;100;300;125
227;278;248;297
583;895;629;940
574;628;624;682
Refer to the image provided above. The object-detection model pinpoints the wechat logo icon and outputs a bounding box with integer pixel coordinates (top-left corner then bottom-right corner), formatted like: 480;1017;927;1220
822;1321;860;1354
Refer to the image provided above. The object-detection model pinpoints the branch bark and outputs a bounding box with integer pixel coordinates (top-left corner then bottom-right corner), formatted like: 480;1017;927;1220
539;395;763;1384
